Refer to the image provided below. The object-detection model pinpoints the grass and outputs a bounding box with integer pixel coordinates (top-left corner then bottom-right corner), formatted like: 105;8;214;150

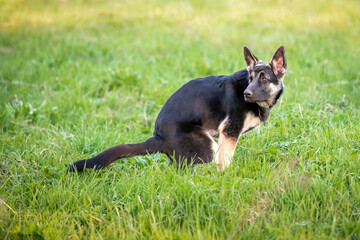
1;0;360;239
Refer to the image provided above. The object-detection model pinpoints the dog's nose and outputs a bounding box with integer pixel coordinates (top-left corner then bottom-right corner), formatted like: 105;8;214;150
244;90;253;97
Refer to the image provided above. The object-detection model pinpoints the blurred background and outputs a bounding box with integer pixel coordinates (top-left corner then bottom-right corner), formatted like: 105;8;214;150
1;0;359;103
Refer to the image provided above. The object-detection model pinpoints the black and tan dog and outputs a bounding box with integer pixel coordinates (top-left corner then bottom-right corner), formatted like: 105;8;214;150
68;46;287;172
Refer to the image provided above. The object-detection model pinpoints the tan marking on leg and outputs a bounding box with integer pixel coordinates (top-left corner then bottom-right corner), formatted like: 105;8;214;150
218;116;229;133
204;129;219;164
217;133;238;171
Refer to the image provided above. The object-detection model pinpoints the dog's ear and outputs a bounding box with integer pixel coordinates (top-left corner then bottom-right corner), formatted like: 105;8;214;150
243;46;259;72
270;46;286;79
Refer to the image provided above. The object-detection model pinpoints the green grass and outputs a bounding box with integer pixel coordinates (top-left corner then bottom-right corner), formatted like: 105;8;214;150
1;0;360;239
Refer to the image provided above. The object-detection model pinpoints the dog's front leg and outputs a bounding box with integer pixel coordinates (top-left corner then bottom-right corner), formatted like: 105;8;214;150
216;133;238;171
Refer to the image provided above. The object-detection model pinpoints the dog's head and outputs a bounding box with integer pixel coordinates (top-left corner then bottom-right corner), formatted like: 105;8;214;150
243;46;287;108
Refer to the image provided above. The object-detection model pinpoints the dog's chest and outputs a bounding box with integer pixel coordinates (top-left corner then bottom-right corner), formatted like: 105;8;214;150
216;112;263;137
241;112;262;135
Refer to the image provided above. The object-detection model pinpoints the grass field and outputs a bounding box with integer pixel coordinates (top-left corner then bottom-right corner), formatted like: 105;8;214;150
1;0;360;239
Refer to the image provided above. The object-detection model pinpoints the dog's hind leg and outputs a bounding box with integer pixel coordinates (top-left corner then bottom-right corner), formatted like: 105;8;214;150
168;130;215;166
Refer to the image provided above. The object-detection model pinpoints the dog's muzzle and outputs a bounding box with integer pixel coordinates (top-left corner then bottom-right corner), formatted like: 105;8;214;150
243;89;253;102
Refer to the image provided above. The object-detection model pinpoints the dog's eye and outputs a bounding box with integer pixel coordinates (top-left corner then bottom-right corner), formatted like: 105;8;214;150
260;72;268;82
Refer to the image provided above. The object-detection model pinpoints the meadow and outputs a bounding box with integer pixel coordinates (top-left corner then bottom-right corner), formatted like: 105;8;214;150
1;0;359;239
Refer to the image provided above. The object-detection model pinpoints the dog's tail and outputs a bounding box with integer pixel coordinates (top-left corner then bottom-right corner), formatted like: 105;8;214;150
67;136;163;172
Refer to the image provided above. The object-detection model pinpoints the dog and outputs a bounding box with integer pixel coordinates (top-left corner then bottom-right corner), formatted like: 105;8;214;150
67;46;287;172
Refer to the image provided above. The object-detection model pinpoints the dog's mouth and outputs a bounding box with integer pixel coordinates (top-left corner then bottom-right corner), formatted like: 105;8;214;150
244;95;268;104
244;95;256;102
